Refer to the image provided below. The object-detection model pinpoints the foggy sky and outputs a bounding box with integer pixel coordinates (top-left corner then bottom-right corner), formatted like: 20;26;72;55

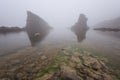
0;0;120;28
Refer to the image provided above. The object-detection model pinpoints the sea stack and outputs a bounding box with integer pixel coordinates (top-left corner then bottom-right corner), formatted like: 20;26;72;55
26;11;51;37
71;14;89;42
26;11;51;46
71;14;89;31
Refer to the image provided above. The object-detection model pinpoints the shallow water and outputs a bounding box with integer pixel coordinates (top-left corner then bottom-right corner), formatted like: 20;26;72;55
0;28;120;65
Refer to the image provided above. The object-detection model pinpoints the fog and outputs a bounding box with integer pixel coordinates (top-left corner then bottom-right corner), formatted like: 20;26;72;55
0;0;120;28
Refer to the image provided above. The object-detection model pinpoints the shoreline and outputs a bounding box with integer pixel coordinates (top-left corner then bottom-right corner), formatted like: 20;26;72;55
0;26;25;33
0;46;119;80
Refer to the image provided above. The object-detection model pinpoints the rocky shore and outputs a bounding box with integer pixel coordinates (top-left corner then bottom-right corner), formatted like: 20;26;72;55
0;26;25;33
94;28;120;32
0;47;119;80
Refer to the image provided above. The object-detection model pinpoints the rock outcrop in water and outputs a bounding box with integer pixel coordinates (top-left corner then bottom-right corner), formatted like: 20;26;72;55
71;14;89;42
26;11;51;46
26;11;51;33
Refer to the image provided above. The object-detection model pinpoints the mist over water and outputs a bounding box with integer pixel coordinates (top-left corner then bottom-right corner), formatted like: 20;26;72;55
0;29;120;65
0;0;120;63
0;0;120;28
0;0;120;64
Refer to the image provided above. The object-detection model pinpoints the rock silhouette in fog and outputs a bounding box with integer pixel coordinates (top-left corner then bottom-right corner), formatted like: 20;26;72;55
0;26;25;33
71;14;89;42
26;11;51;46
94;17;120;31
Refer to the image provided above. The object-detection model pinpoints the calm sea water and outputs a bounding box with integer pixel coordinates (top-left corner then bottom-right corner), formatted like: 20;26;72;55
0;28;120;65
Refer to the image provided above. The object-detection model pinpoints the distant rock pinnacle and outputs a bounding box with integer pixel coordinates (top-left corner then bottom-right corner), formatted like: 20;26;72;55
71;14;89;31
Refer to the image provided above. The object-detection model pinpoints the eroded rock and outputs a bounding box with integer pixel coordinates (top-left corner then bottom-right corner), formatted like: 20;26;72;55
71;14;89;42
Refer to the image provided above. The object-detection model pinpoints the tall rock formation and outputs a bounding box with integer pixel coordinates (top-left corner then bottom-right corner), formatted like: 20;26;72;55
26;11;51;35
71;14;89;42
71;14;89;31
26;11;51;46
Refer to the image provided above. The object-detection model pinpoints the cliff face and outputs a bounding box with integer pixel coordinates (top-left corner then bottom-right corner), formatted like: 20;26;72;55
94;17;120;28
71;14;89;42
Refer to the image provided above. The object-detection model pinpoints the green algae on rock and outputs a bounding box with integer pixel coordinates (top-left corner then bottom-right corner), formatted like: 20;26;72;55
35;48;118;80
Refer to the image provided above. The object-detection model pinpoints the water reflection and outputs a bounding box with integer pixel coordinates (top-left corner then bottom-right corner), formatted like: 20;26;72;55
26;30;49;46
0;28;120;66
72;29;88;42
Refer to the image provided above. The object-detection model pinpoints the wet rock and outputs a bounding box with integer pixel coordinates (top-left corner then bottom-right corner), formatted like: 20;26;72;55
71;56;80;63
69;62;76;68
102;73;115;80
82;56;101;68
16;73;24;79
37;52;43;55
83;51;91;55
60;66;79;80
10;67;20;72
0;47;118;80
11;60;20;65
41;55;47;60
0;78;11;80
87;70;102;79
29;63;36;68
99;61;109;71
92;62;101;70
61;48;66;51
63;51;69;56
36;72;54;80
